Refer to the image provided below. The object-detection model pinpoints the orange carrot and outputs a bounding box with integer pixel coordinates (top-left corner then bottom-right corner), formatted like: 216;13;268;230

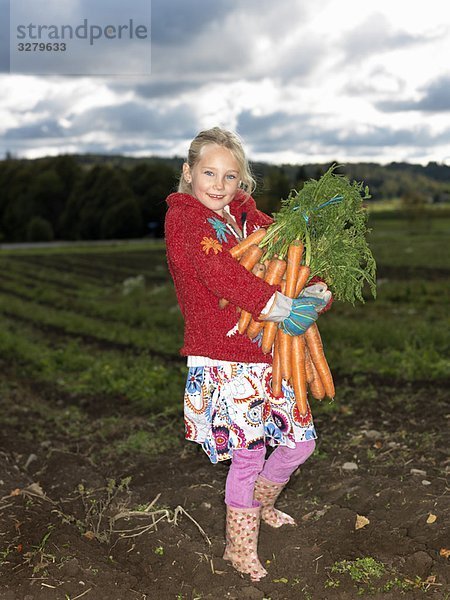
229;228;267;259
285;240;304;298
247;257;287;339
304;323;335;399
261;243;302;354
246;320;263;341
273;242;304;373
305;348;314;384
291;334;308;415
309;358;326;400
294;265;311;297
238;263;266;334
261;280;286;354
271;332;283;398
278;330;292;381
305;327;327;400
261;321;278;354
219;244;263;309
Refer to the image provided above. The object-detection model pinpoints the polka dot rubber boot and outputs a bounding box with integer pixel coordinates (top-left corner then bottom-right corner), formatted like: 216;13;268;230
222;505;267;581
253;475;296;528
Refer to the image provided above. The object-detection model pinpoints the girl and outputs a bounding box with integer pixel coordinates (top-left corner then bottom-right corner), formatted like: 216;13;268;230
164;127;331;581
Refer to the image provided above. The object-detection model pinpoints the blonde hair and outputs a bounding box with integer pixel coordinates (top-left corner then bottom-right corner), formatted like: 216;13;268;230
178;127;256;195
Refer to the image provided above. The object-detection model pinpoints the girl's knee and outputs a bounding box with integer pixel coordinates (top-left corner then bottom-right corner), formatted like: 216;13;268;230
278;438;316;465
300;438;316;460
231;447;266;474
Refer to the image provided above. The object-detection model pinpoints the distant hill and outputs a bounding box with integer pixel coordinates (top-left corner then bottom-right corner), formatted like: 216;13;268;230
43;153;450;203
1;153;449;243
44;152;450;182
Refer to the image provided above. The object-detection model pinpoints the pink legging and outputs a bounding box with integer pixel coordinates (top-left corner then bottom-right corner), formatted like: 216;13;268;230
225;440;316;508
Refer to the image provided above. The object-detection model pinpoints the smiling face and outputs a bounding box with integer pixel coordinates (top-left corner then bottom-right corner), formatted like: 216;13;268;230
182;144;241;216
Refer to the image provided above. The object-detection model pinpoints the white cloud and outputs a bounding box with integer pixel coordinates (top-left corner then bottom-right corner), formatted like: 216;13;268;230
1;0;449;164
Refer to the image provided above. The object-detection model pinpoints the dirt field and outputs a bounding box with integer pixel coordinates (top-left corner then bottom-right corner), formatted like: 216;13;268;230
0;224;449;600
0;372;448;600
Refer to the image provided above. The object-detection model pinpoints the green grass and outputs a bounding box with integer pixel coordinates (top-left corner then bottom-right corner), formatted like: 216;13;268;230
326;556;421;595
0;215;449;417
0;321;185;412
330;557;385;584
368;215;450;269
0;239;165;256
320;279;449;379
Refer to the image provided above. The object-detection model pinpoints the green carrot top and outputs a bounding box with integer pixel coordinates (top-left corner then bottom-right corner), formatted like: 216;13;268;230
259;165;376;304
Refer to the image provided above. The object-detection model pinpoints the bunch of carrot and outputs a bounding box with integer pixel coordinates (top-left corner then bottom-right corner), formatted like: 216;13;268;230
221;228;334;416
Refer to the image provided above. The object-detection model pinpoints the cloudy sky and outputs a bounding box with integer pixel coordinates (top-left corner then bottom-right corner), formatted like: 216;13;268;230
1;0;449;165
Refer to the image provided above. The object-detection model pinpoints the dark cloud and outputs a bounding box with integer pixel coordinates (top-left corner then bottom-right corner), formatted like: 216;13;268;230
340;13;436;63
150;0;238;45
150;0;301;46
7;0;151;76
3;0;313;86
69;101;197;138
4;102;450;160
4;0;261;77
343;66;405;97
237;110;312;152
267;39;326;84
1;0;447;163
377;75;450;113
3;119;65;140
147;0;309;80
2;101;199;153
126;80;200;99
318;125;435;148
69;140;179;155
237;108;448;154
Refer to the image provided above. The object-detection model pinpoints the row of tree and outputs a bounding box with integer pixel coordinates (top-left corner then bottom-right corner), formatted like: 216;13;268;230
0;154;449;242
0;156;176;242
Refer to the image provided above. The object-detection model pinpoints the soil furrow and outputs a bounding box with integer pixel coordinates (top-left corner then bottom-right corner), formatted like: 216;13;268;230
1;310;184;364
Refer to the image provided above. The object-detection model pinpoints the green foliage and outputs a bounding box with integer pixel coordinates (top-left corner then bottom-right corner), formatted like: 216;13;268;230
0;157;81;241
260;165;376;303
128;162;177;236
331;557;385;584
26;216;54;242
328;557;419;596
321;277;450;380
325;556;386;596
1;154;449;243
62;166;136;239
0;156;177;242
260;167;292;213
31;169;66;220
100;197;143;239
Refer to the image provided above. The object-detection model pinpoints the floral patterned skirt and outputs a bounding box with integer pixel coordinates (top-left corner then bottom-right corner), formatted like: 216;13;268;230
184;362;317;464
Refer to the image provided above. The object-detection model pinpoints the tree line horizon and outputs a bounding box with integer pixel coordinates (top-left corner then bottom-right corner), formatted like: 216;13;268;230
0;153;449;243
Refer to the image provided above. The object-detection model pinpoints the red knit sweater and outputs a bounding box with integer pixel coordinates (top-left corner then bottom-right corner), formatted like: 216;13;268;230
165;190;278;363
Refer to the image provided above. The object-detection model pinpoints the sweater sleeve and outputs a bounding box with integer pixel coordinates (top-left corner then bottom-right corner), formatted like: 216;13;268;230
179;211;277;318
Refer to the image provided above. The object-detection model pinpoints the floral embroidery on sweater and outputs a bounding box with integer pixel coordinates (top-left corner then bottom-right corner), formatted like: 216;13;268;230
207;217;229;243
201;236;222;255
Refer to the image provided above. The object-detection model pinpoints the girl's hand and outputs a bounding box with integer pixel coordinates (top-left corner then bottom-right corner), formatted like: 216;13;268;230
260;292;326;335
301;283;332;312
279;296;326;336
